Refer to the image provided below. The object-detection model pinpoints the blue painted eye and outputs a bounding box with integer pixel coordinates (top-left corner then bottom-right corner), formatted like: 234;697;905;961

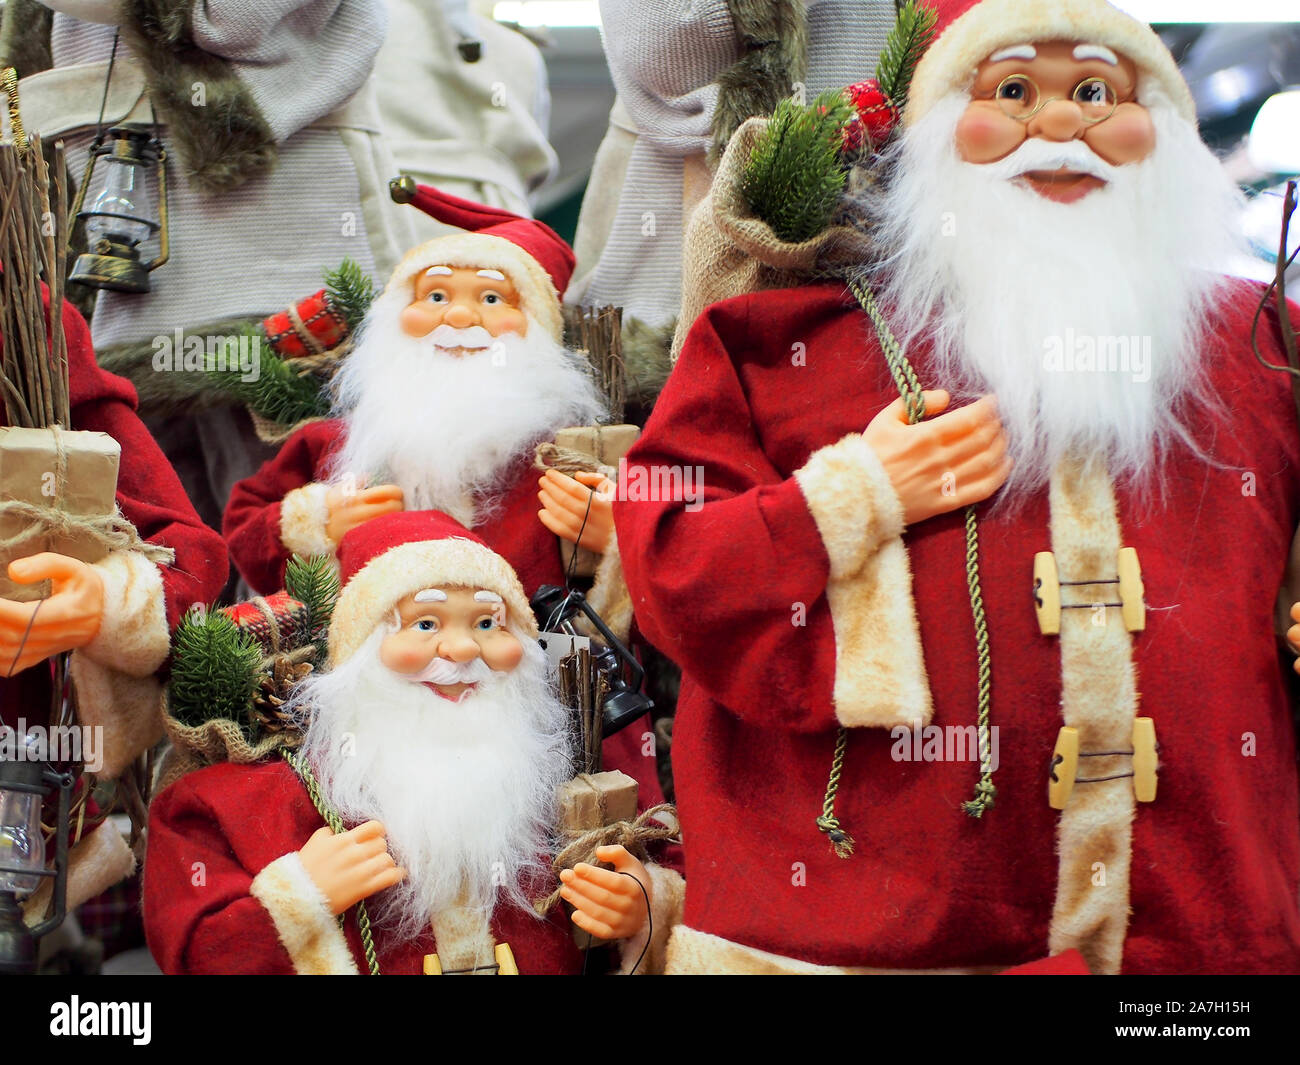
476;616;497;630
482;293;501;305
428;291;446;303
415;618;438;632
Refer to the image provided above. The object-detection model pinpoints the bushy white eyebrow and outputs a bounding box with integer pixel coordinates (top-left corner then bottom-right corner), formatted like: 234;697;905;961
414;588;447;602
424;265;453;277
473;590;503;603
990;45;1036;63
476;269;506;281
1074;44;1118;65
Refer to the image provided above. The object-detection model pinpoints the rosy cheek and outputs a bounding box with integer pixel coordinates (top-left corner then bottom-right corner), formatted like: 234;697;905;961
400;303;438;338
379;633;428;674
955;107;1023;163
1085;106;1156;166
486;636;524;673
485;308;527;338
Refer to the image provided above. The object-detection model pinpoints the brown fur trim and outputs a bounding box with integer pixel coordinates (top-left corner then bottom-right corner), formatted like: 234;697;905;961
250;852;359;974
794;432;932;728
619;316;676;418
279;482;335;563
585;531;633;646
1046;458;1139;976
429;899;496;974
664;924;1003;974
616;863;684;975
121;0;277;193
22;819;136;926
0;0;53;78
711;0;808;161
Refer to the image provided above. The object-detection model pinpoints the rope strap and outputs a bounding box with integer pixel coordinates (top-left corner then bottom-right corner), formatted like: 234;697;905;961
282;750;381;976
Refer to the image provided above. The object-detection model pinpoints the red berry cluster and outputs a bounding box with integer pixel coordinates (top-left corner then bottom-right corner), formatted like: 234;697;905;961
841;79;900;153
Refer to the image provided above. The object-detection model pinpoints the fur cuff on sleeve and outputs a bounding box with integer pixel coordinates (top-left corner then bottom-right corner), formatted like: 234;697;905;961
250;852;358;975
279;483;336;560
584;531;633;646
617;863;685;976
81;549;170;677
23;819;136;926
794;434;932;729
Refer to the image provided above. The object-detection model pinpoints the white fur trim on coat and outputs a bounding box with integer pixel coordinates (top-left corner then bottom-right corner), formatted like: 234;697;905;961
279;482;336;560
250;852;359;975
616;863;684;975
1045;457;1139;976
794;433;933;728
907;0;1196;126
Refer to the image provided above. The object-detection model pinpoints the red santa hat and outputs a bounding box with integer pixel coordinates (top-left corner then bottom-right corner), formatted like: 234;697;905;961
327;510;537;667
385;178;575;341
906;0;1196;127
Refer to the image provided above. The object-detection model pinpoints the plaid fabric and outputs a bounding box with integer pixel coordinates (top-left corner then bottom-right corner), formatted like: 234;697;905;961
261;290;350;359
219;592;309;655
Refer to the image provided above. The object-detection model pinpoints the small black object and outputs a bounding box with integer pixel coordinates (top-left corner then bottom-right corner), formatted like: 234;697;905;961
457;39;483;62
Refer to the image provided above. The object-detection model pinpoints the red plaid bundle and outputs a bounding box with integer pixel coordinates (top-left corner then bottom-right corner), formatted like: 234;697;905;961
260;290;350;360
219;592;310;656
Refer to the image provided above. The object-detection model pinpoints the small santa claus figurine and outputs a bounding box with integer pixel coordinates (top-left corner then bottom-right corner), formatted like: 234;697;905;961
144;510;681;974
616;0;1300;974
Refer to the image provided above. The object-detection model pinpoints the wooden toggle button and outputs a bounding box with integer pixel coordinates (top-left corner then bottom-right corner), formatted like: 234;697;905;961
1049;726;1079;810
1117;547;1145;633
1034;551;1061;636
1132;717;1157;803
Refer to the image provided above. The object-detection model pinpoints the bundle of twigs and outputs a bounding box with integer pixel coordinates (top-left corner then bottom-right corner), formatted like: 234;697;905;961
556;646;610;774
1252;180;1300;427
0;83;71;430
564;304;626;424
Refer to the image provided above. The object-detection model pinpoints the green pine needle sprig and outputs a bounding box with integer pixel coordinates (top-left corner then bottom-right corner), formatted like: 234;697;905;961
876;1;939;113
203;333;331;426
285;553;340;651
742;89;854;245
169;608;264;728
324;257;377;332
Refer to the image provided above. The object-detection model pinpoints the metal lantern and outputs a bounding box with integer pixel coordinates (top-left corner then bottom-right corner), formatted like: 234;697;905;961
0;735;73;976
68;123;169;294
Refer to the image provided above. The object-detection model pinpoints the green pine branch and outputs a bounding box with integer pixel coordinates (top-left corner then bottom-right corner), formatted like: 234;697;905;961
169;609;264;728
876;1;939;113
285;553;340;648
203;332;331;426
324;257;376;332
742;89;854;244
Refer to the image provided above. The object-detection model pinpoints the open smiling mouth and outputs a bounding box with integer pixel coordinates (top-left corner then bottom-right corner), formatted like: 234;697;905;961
1018;168;1107;204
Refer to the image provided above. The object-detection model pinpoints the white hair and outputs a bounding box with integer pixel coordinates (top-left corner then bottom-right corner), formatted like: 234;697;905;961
848;88;1247;500
287;625;573;941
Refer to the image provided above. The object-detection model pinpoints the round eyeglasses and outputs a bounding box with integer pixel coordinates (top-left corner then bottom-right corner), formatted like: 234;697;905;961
993;74;1120;124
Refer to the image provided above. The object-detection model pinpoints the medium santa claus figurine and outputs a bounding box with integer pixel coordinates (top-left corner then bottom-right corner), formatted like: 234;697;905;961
223;187;660;798
144;510;681;974
616;0;1300;973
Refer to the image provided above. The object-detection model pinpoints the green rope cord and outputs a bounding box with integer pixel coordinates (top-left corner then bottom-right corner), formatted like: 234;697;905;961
282;750;382;975
815;279;996;853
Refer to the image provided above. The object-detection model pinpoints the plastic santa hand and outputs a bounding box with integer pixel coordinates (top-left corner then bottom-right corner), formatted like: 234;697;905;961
537;470;615;554
297;820;406;916
324;483;404;546
0;553;104;678
559;844;651;941
1287;603;1300;674
862;390;1012;526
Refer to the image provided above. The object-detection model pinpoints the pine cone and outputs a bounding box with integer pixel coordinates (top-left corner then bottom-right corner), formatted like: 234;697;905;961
249;656;314;735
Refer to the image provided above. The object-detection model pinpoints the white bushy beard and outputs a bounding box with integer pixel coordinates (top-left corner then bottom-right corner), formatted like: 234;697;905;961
853;91;1247;498
289;627;573;941
328;300;605;523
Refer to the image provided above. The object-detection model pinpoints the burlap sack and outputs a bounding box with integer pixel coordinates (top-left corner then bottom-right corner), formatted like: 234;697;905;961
671;115;876;361
157;692;300;793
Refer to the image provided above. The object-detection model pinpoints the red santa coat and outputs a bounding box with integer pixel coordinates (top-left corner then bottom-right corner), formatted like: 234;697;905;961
144;759;587;974
615;278;1300;975
1;290;228;776
223;420;666;808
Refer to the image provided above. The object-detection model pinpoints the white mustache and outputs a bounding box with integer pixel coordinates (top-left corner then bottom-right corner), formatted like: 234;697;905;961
406;656;494;688
981;138;1119;183
430;325;496;350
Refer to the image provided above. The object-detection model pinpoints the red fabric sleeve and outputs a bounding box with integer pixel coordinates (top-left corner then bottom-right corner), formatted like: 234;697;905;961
61;293;228;623
613;302;840;733
223;421;339;593
143;771;297;975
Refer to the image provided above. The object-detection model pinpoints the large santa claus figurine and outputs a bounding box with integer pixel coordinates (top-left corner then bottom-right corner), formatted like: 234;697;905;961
144;510;681;974
223;188;662;798
615;0;1300;974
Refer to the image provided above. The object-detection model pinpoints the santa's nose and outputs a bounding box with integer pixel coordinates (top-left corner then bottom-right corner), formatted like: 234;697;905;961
443;303;478;329
1028;98;1086;141
437;635;480;663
